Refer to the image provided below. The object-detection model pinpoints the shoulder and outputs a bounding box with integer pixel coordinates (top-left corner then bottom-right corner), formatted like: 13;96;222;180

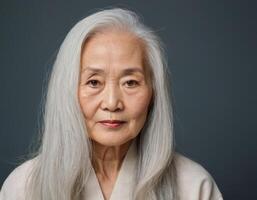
174;152;223;200
0;158;36;200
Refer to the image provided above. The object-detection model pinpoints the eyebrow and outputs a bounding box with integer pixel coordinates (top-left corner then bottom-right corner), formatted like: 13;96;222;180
81;67;104;74
81;67;144;76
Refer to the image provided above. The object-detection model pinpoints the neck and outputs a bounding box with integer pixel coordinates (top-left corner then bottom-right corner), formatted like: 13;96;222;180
91;140;133;178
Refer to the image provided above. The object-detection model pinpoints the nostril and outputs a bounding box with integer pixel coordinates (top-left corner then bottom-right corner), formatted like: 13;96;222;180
101;100;124;112
102;105;122;112
114;107;122;112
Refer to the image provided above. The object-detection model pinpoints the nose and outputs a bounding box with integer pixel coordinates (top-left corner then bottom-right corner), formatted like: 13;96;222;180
100;82;124;112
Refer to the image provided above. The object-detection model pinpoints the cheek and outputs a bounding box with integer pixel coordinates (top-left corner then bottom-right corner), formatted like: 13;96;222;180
127;90;152;118
126;91;152;138
78;90;98;119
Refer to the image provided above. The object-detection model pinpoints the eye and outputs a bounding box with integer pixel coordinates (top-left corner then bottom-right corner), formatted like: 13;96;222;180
124;80;139;88
86;80;101;88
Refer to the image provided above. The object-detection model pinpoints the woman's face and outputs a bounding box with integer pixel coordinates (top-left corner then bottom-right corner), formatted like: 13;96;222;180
79;30;152;146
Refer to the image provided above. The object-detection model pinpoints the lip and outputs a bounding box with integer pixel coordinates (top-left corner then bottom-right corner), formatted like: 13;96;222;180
99;120;126;128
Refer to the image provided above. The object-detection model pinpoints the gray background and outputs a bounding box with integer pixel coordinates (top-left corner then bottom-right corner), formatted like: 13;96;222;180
0;0;256;199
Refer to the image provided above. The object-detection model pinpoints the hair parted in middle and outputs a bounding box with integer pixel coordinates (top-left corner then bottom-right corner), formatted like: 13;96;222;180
26;7;177;200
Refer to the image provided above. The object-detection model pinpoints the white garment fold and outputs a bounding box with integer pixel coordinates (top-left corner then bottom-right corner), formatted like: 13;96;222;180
0;140;223;200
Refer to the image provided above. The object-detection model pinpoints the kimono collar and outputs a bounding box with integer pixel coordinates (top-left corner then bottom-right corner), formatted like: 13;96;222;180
85;139;138;200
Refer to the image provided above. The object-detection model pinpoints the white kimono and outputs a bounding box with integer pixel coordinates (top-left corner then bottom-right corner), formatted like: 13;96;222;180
0;141;223;200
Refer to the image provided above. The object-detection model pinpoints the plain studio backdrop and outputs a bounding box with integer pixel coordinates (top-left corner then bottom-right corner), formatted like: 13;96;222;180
0;0;256;199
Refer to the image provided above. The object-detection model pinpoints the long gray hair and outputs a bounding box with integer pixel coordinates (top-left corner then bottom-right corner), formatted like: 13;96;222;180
26;8;177;200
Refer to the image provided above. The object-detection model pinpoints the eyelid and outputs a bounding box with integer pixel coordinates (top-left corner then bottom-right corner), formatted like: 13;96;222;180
123;79;140;88
86;79;102;88
87;73;100;79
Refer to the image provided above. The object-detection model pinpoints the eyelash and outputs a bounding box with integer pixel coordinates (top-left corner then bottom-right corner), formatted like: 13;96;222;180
86;80;101;88
124;80;139;88
85;80;139;88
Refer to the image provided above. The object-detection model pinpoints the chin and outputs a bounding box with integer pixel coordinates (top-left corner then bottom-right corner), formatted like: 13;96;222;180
89;133;135;147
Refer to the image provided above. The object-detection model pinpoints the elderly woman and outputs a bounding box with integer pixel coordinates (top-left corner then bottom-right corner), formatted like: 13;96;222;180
0;8;223;200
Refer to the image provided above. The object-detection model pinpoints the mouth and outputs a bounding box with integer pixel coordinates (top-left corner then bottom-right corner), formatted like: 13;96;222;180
98;120;126;128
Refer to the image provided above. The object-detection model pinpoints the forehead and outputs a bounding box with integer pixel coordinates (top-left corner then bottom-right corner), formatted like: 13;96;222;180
82;29;143;54
80;30;146;73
